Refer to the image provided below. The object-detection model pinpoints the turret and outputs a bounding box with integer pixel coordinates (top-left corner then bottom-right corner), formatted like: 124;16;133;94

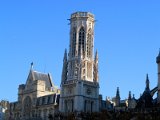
128;91;132;100
18;84;25;102
128;91;132;108
133;94;135;99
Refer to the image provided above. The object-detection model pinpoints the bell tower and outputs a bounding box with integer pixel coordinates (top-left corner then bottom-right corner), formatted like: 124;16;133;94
67;11;95;82
59;12;99;113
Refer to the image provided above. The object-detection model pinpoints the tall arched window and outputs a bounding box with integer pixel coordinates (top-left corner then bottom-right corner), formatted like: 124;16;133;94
87;29;92;58
72;28;76;57
23;96;32;118
78;27;85;55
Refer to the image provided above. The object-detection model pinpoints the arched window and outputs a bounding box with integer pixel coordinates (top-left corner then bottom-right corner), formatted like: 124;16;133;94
23;96;32;118
87;29;92;58
78;27;85;55
72;28;76;57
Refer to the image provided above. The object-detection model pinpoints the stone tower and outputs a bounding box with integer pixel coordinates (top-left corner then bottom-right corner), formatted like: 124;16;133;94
156;50;160;103
59;12;99;113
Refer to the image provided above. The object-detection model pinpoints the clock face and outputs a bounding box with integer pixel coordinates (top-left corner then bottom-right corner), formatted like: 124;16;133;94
86;88;91;95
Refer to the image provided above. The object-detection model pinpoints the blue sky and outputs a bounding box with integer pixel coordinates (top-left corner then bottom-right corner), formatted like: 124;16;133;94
0;0;160;102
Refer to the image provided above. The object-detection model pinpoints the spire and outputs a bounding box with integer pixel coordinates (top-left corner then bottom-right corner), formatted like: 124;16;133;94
30;62;34;70
145;74;150;91
156;49;160;63
63;49;67;62
116;87;120;98
61;49;68;84
128;91;131;100
115;87;120;107
95;49;98;61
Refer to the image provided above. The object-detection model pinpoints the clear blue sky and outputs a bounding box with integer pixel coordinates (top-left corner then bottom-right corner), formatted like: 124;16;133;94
0;0;160;102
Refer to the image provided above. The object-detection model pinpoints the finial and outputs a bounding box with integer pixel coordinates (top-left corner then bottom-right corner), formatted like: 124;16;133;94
31;62;33;69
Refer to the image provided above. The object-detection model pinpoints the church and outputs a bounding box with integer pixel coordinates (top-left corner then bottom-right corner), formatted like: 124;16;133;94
6;11;160;120
7;12;100;120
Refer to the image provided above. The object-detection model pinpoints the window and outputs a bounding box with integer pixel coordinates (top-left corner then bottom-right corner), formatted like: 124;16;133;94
72;28;76;57
78;27;85;55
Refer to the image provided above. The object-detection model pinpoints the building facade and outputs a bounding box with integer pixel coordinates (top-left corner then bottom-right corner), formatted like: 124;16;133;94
7;12;101;120
59;12;99;113
8;65;60;120
0;100;9;120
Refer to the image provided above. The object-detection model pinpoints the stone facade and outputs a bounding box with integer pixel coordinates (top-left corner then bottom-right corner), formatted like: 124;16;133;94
8;65;60;120
59;12;99;113
0;100;9;120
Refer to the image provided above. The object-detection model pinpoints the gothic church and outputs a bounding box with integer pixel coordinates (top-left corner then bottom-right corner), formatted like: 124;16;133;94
7;12;100;120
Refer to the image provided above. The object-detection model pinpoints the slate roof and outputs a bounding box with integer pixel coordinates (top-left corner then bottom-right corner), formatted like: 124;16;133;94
26;69;53;89
32;70;53;88
36;94;60;106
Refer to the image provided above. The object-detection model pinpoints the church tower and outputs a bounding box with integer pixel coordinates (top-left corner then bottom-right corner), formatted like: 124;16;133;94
59;12;99;113
156;50;160;103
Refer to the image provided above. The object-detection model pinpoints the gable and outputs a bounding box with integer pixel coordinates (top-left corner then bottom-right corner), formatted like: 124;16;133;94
25;69;53;90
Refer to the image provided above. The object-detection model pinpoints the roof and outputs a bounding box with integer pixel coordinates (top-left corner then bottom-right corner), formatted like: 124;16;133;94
26;69;53;89
33;71;53;88
36;94;60;106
